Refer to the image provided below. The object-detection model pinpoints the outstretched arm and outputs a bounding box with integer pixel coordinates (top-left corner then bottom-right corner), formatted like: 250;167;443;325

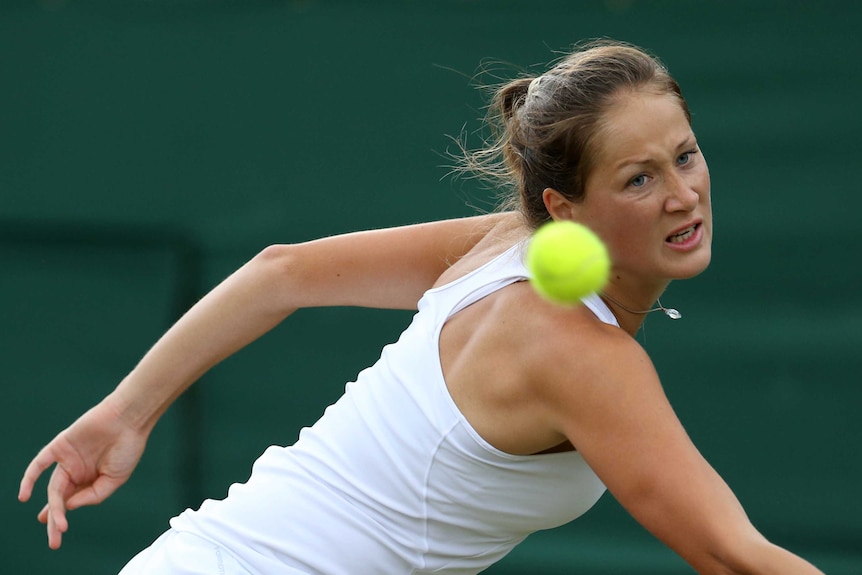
19;212;510;549
98;213;508;433
536;326;825;575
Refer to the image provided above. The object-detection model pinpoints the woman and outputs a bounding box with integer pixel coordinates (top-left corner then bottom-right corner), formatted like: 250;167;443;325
19;40;824;574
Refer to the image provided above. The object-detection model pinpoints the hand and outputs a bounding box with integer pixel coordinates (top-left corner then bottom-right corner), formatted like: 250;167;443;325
18;394;150;549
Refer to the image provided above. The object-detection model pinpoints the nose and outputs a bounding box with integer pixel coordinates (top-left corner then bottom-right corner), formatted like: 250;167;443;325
664;173;699;213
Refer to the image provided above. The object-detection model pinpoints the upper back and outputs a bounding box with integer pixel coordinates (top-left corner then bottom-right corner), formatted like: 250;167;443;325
436;216;622;456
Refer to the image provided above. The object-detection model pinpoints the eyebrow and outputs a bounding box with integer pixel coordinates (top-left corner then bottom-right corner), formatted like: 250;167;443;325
614;136;697;169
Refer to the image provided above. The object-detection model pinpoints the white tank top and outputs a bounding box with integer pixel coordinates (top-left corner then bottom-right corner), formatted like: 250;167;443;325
171;240;618;574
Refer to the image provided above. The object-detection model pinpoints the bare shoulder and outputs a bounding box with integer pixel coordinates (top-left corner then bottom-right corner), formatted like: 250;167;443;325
447;210;526;264
516;297;661;439
509;286;643;367
434;211;529;287
478;210;529;247
439;280;635;455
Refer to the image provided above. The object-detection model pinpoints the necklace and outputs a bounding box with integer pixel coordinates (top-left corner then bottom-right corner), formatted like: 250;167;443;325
601;293;682;320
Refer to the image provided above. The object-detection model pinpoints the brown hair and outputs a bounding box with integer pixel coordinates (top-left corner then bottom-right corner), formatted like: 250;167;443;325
458;40;691;229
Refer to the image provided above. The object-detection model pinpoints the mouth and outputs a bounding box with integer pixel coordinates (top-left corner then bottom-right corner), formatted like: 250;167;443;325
666;222;702;245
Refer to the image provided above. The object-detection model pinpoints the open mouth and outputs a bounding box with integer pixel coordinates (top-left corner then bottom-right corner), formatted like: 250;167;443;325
666;223;700;244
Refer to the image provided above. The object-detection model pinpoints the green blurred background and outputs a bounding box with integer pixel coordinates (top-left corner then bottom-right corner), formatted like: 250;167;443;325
3;0;860;573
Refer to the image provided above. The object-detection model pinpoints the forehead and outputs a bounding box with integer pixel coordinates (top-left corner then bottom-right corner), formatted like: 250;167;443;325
591;90;693;166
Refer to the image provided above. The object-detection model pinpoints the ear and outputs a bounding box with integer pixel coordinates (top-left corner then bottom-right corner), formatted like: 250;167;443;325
542;188;577;221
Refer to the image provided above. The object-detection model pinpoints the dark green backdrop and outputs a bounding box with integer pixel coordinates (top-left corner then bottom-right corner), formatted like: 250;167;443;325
3;1;860;573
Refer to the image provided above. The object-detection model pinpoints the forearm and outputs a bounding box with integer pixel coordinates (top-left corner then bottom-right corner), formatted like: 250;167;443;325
718;539;825;575
111;248;296;432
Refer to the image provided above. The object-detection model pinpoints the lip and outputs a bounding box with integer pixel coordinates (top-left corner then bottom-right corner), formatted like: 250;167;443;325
665;219;704;252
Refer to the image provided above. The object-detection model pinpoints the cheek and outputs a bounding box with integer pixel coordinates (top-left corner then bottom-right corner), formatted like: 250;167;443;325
595;216;654;262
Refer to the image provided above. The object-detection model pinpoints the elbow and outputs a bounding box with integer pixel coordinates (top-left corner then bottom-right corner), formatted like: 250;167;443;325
247;243;305;310
250;242;346;310
254;243;303;278
255;243;297;266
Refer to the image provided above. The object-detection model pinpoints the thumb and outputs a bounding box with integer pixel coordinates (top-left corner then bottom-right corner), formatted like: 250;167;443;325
65;475;123;511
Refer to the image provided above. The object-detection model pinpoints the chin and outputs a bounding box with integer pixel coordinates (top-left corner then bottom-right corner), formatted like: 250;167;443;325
672;251;712;280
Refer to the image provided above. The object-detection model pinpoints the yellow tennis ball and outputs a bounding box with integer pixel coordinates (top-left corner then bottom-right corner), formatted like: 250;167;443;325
526;220;610;305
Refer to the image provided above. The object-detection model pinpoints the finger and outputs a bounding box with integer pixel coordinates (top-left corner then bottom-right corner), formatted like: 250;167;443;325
46;468;71;549
38;503;49;524
47;498;68;550
47;505;65;550
19;446;59;502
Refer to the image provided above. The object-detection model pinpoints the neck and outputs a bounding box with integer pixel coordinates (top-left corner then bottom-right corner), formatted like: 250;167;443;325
599;281;675;336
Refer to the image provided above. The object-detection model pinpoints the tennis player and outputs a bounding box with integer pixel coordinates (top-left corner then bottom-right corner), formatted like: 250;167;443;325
20;40;825;575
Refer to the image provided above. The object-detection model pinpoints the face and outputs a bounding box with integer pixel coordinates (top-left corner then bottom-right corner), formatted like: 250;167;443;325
573;89;712;294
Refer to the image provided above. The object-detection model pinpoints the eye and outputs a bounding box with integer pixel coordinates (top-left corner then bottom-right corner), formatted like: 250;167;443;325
676;148;697;166
630;174;648;188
